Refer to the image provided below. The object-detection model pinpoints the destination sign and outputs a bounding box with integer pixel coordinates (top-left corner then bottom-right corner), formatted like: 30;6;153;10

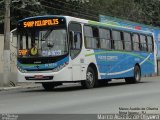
23;19;60;28
20;17;66;28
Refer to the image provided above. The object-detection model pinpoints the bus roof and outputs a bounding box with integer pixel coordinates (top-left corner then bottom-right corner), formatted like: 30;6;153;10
18;15;66;22
18;15;153;35
88;20;153;36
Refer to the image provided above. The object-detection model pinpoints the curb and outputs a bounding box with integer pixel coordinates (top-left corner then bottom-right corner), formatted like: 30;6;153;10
0;84;42;91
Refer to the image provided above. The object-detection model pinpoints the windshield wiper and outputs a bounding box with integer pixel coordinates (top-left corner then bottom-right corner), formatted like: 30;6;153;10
41;29;53;41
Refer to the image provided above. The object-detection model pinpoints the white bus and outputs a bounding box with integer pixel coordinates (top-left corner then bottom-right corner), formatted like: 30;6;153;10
17;15;156;90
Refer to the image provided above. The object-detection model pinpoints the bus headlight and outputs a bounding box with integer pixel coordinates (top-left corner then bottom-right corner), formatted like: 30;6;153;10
17;66;27;73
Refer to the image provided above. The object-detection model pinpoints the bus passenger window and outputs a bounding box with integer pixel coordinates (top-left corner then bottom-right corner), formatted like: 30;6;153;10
92;27;100;48
123;32;132;51
140;35;147;51
84;26;93;48
99;28;111;49
84;26;99;49
147;36;153;52
132;34;140;51
69;23;82;59
112;30;123;50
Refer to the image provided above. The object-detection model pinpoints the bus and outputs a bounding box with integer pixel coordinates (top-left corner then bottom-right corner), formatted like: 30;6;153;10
17;15;156;90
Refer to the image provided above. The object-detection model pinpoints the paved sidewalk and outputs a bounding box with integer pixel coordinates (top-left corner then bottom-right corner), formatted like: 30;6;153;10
0;83;42;91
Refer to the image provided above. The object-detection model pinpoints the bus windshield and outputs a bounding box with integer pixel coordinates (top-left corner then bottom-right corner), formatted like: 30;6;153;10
17;17;68;58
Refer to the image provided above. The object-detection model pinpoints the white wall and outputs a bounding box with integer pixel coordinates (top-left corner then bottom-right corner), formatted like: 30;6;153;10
0;34;17;85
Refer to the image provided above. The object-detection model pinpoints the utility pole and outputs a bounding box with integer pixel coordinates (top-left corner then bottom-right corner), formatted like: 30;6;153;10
1;0;11;86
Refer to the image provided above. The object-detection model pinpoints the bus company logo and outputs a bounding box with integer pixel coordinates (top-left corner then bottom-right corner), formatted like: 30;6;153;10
98;55;118;61
30;47;38;56
45;63;58;68
34;65;40;69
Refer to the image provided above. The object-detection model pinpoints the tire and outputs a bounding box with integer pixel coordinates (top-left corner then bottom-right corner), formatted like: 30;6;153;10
81;67;97;89
42;82;55;91
125;65;141;84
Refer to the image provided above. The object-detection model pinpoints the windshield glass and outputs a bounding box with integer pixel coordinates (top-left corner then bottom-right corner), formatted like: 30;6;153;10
17;28;68;57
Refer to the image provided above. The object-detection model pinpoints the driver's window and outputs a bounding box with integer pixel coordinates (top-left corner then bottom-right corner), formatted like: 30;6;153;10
69;22;82;59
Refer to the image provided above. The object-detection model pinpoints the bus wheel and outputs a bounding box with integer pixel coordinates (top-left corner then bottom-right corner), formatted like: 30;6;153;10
125;65;141;84
81;67;97;89
42;82;55;91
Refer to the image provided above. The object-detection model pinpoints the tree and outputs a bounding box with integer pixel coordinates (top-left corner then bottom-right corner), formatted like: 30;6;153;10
1;0;160;34
137;0;160;26
11;0;46;27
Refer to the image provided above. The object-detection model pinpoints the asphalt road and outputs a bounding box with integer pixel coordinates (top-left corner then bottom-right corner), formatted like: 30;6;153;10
0;77;160;117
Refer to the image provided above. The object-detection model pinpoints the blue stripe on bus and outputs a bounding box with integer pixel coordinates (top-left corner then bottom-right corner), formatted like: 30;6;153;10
87;50;155;79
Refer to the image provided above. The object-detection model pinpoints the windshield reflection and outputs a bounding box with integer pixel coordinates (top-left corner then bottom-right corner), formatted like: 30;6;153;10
18;28;68;57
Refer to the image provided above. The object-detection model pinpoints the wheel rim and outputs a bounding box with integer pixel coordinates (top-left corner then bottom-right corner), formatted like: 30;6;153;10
86;71;94;85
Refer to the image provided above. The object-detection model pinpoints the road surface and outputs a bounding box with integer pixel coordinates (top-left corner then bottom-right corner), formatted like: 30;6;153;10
0;76;160;119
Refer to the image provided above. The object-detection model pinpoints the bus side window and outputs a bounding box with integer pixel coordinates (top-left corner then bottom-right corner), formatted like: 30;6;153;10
140;35;147;51
132;34;140;51
99;28;111;50
84;25;99;49
69;22;82;59
123;32;132;51
92;27;100;49
112;30;123;50
147;36;153;52
84;26;93;48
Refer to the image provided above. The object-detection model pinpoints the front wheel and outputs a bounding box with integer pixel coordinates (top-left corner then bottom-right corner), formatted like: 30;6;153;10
125;65;141;84
81;67;97;89
42;82;55;91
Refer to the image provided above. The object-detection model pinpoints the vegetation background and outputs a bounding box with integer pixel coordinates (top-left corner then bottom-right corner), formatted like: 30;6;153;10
0;0;160;33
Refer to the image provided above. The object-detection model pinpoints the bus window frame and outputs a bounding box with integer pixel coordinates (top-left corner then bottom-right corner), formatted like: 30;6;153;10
84;24;114;51
83;23;154;54
98;27;112;50
147;35;154;53
83;24;100;50
132;33;141;52
122;31;133;52
68;21;83;60
111;29;124;51
139;34;148;52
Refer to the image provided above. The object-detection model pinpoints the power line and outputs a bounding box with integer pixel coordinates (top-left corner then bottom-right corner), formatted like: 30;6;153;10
39;0;134;21
39;0;99;20
40;0;100;16
10;0;98;19
41;0;100;15
11;3;98;21
40;4;98;20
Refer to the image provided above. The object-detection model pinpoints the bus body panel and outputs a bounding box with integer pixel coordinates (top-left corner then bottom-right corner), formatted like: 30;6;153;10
91;50;155;80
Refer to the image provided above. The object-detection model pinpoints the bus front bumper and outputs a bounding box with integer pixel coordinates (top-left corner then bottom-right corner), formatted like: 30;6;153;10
17;67;72;83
